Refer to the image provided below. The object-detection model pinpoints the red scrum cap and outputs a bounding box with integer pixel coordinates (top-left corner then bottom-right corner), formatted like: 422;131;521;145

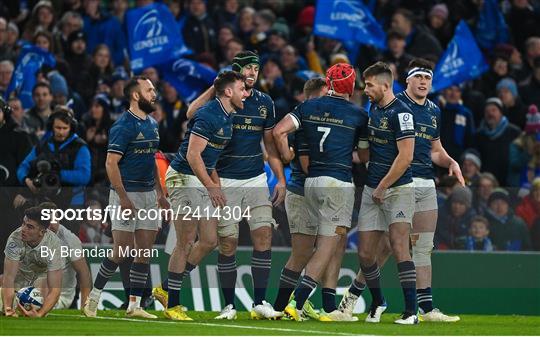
326;63;356;95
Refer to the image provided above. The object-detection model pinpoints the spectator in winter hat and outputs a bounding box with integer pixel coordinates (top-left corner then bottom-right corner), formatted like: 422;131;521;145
2;21;19;63
427;3;453;47
461;149;482;187
475;97;521;186
497;77;527;128
436;186;477;249
48;71;69;106
23;0;55;40
65;30;92;94
507;105;540;187
485;188;531;251
265;21;290;57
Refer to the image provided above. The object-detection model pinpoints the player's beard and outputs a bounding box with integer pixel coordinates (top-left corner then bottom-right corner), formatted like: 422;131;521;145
138;96;155;114
244;77;256;90
231;96;244;110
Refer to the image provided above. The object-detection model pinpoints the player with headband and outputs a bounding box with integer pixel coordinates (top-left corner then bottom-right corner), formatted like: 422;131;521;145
338;58;464;323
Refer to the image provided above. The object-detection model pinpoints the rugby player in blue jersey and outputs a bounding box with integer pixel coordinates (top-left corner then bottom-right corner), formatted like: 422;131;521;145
156;51;286;320
339;59;464;322
352;62;418;325
83;76;167;319
273;63;369;321
273;77;359;321
159;71;248;321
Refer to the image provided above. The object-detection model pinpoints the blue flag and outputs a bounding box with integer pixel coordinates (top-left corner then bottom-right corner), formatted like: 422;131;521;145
5;44;56;109
161;59;217;103
475;0;509;51
314;0;386;50
126;3;191;73
432;21;489;92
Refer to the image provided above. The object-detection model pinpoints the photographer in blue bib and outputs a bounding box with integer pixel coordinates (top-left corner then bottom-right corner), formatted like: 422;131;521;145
16;105;91;233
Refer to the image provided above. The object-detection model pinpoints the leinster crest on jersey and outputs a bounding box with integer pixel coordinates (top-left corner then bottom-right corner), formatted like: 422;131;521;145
258;105;268;119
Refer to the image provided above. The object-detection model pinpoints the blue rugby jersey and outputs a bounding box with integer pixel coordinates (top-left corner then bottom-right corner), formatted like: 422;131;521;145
170;98;233;176
289;95;369;183
107;110;160;192
396;91;441;180
366;97;416;188
216;89;276;179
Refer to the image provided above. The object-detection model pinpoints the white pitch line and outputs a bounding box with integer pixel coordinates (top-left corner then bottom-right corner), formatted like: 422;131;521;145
49;313;362;336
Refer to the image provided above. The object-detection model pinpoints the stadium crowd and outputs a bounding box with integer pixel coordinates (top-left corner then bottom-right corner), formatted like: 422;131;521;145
1;0;540;253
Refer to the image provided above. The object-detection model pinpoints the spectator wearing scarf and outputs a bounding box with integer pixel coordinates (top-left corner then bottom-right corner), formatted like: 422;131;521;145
475;97;521;186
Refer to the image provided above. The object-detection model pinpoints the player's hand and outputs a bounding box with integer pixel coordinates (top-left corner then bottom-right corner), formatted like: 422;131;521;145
4;307;18;317
119;195;137;218
448;161;465;186
272;180;286;206
13;194;27;209
372;185;386;205
157;195;171;221
208;185;226;208
17;303;42;317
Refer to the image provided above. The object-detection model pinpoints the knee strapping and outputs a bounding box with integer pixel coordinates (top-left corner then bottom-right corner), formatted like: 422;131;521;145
411;232;434;267
248;206;276;229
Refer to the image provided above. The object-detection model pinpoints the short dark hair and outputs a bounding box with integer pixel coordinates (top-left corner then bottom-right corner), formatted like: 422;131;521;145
363;61;393;83
24;206;48;228
470;215;490;229
303;78;326;98
123;75;150;100
213;71;245;96
32;82;51;95
408;58;435;72
39;201;57;210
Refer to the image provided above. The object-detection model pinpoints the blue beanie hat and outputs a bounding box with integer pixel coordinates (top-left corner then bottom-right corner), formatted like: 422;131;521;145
496;77;518;97
48;71;69;97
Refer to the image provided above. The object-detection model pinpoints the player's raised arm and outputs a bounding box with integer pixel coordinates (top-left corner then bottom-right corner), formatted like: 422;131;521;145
2;258;20;316
186;86;216;119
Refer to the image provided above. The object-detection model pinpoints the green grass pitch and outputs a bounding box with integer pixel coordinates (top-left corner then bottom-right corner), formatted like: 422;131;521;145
2;310;539;335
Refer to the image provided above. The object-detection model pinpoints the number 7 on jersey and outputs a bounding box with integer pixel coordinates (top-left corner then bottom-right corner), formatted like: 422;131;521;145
317;126;331;152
